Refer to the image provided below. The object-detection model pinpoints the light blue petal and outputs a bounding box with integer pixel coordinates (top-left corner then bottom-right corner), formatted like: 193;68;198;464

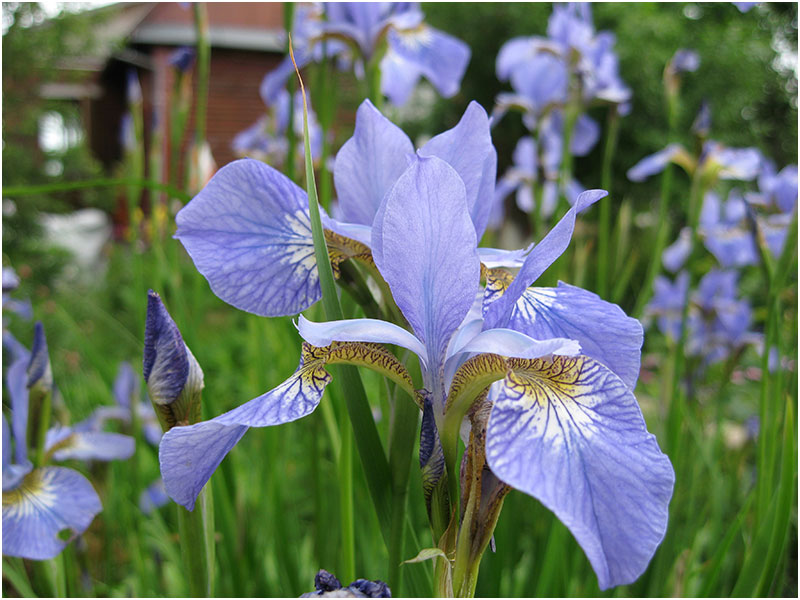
571;114;600;156
46;427;135;462
321;217;374;248
627;144;681;182
510;52;569;113
2;415;32;492
477;246;529;269
7;354;30;466
2;416;10;468
385;24;470;99
512;136;537;177
371;156;480;382
455;328;580;360
140;479;170;514
504;283;643;389
175;159;321;317
113;362;138;409
159;421;247;511
703;227;759;268
379;51;423;106
297;315;428;366
420;101;498;239
3;330;29;363
486;357;674;590
483;190;607;330
333;100;414;226
2;467;102;560
496;37;547;81
160;352;332;510
662;228;692;273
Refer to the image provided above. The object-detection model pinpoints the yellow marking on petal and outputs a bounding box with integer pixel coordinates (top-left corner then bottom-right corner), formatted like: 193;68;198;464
324;229;376;279
299;340;419;406
506;355;588;408
445;353;508;413
2;469;58;521
483;267;514;307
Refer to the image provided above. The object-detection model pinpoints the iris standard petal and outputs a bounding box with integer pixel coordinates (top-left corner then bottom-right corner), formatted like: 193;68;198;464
45;427;135;462
483;190;606;330
379;51;424;106
160;347;334;510
175;159;321;317
372;156;480;375
486;356;674;590
419;101;497;239
2;467;102;560
502;283;643;389
385;24;470;99
297;315;428;365
334;100;414;226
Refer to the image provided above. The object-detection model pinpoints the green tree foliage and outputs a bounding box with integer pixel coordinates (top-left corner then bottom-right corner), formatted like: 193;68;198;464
422;2;797;203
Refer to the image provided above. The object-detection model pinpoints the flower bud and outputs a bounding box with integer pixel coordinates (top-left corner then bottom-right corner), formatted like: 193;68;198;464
143;290;204;430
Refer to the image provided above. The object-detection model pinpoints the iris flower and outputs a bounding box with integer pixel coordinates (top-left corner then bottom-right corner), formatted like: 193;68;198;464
3;324;134;560
627;140;762;183
495;3;630;124
176;98;496;318
162;145;673;589
261;2;470;107
645;270;758;365
494;111;598;219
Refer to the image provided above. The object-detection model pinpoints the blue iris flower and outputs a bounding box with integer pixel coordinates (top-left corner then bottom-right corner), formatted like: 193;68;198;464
627;140;763;183
3;323;135;560
495;3;630;119
176;98;497;318
645;270;759;365
495;111;598;220
260;2;470;107
162;107;673;587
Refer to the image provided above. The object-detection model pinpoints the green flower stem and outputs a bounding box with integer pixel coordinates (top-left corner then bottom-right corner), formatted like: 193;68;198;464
633;86;681;318
31;387;52;469
169;70;191;192
755;210;797;523
177;487;214;597
339;414;356;584
387;375;421;596
665;170;705;455
192;4;210;146
597;107;620;297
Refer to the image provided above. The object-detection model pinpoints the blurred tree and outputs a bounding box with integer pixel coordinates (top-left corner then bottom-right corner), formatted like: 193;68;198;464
2;3;113;284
